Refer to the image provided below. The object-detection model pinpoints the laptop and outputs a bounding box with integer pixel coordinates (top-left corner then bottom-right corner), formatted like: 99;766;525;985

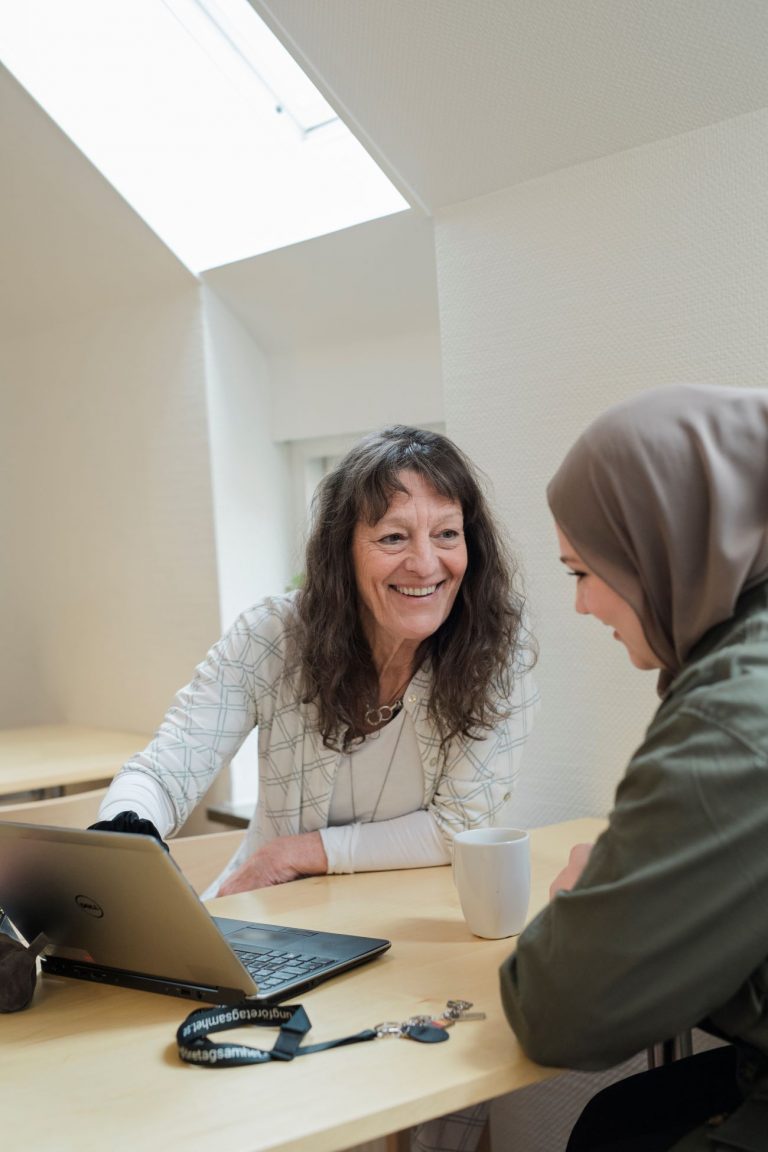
0;822;390;1005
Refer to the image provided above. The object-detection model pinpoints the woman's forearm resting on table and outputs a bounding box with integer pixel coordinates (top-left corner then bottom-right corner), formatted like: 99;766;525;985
320;809;450;873
217;831;328;896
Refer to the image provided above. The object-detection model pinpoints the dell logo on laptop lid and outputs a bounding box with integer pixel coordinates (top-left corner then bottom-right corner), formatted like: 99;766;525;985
75;895;104;918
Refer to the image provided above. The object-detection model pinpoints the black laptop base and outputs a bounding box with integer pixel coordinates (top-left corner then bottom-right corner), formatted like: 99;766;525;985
41;955;254;1005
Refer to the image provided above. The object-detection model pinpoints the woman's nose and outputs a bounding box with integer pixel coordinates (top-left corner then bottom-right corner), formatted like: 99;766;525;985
404;535;436;573
575;584;589;615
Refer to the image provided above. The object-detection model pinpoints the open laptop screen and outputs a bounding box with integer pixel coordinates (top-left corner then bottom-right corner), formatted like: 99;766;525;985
0;822;390;1004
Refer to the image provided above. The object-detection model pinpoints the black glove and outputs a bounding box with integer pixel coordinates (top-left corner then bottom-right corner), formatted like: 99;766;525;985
88;810;170;853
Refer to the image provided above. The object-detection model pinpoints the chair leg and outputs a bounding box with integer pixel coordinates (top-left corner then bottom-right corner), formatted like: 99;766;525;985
392;1118;491;1152
646;1029;693;1069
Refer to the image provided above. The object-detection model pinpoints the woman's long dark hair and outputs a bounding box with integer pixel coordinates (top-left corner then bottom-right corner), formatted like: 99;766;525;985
296;426;531;752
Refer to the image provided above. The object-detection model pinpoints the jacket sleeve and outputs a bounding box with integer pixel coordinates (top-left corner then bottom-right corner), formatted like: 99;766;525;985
500;689;768;1070
107;601;288;833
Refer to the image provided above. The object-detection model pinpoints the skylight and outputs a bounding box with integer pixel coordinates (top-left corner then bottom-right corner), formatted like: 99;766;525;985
0;0;408;273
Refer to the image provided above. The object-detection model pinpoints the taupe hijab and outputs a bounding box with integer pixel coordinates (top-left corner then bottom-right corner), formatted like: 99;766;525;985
547;384;768;695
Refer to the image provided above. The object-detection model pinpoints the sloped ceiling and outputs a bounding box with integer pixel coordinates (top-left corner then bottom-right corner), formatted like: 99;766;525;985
251;0;768;211
0;64;193;341
203;209;437;352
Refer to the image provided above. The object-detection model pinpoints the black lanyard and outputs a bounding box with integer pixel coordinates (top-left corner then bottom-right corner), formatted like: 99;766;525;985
176;1002;377;1068
176;1002;450;1068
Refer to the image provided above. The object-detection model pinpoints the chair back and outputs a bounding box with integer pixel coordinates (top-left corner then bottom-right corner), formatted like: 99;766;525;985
0;787;108;828
0;792;242;896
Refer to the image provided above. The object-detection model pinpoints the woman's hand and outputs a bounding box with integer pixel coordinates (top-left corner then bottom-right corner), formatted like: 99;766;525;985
217;831;328;896
549;842;593;900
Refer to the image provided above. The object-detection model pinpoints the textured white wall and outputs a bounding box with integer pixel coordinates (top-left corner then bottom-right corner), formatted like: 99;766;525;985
437;105;768;828
1;290;222;734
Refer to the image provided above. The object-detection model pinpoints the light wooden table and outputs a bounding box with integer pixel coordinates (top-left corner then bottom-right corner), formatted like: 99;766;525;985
0;817;605;1152
0;725;150;798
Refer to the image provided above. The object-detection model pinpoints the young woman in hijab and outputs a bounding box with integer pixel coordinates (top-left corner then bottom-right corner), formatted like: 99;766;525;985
500;384;768;1151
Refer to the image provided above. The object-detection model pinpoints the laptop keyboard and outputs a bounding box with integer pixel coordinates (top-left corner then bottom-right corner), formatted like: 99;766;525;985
236;948;335;993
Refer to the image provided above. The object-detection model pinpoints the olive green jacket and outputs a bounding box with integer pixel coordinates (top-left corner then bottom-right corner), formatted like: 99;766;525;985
500;581;768;1150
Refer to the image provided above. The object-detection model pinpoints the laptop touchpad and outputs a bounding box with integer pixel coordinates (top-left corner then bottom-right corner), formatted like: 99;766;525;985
215;921;316;948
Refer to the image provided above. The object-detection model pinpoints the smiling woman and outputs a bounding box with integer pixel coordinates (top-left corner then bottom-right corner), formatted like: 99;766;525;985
96;423;538;1152
97;424;538;896
299;426;536;760
556;526;661;671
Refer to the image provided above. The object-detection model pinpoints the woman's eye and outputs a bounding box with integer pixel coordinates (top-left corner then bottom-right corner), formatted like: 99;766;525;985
437;529;460;541
566;569;586;581
379;533;405;545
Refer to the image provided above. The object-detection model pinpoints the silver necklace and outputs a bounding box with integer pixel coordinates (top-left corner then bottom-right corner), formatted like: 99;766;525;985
364;699;403;726
350;711;406;824
364;673;412;728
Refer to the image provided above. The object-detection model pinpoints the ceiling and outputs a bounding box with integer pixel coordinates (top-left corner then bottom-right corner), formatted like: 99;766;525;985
203;209;438;352
251;0;768;211
4;1;768;346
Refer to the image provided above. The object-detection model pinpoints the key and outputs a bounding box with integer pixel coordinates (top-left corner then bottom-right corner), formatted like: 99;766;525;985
374;1019;451;1042
374;1021;403;1037
443;999;485;1021
443;1006;471;1020
445;999;473;1013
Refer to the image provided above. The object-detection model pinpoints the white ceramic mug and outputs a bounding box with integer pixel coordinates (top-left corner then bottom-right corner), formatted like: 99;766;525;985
452;827;530;939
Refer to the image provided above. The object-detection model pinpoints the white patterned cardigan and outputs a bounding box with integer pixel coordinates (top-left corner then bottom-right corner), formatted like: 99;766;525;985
117;594;539;884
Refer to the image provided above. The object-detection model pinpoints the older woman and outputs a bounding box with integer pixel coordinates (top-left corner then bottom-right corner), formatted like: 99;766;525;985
96;425;535;1152
97;425;537;898
500;384;768;1152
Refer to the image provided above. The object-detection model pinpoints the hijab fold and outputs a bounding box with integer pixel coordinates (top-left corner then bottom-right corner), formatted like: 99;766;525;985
547;384;768;694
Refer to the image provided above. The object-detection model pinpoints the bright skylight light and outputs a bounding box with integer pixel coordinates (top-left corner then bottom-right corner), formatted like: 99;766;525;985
0;0;408;273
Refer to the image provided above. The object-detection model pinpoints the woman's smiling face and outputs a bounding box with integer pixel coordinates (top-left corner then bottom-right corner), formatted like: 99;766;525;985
556;525;662;671
352;471;468;661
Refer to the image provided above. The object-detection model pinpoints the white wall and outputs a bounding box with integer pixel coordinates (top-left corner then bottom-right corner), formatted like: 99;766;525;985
437;105;768;829
1;349;36;725
1;289;222;734
0;59;227;751
202;287;294;627
269;327;443;442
